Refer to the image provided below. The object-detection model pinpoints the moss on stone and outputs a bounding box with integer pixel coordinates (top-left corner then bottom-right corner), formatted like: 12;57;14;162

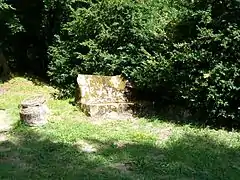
76;74;134;117
77;74;127;103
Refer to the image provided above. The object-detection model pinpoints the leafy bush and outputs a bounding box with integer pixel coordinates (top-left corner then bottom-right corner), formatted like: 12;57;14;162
48;0;239;126
0;1;23;51
48;0;181;97
0;0;23;77
168;0;240;125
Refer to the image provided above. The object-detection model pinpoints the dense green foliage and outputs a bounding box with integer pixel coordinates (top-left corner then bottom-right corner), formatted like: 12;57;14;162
1;0;240;126
48;0;178;96
0;0;23;79
169;1;240;125
0;1;22;56
48;0;240;125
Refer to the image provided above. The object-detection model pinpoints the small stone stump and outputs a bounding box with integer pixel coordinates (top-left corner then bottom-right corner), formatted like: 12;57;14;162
19;95;49;126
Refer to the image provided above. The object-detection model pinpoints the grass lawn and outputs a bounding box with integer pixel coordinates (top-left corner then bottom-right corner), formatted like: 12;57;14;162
0;77;240;180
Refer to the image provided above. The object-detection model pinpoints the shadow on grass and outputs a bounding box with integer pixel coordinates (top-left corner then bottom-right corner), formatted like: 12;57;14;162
134;103;240;131
1;73;237;130
1;72;50;87
133;104;208;129
22;73;50;87
0;125;240;180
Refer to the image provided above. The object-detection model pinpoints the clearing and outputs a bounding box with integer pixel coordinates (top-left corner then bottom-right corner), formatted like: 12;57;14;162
0;77;240;180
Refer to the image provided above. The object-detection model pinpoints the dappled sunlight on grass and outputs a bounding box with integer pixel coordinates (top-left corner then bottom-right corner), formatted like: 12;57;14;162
0;77;240;179
1;125;240;180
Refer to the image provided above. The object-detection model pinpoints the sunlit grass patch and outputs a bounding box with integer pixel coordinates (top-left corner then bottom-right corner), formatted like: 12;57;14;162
0;77;240;180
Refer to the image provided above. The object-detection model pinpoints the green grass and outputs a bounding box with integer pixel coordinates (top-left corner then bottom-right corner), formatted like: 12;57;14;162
1;77;240;180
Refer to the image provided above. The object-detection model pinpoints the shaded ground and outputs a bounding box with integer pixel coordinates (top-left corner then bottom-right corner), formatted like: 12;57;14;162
1;127;240;180
0;77;240;180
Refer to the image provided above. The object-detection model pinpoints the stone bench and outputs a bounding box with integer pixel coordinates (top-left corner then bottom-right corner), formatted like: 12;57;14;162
76;74;134;119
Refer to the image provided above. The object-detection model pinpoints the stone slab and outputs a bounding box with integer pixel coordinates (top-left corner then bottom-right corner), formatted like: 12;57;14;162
80;102;134;118
76;74;129;104
76;74;136;118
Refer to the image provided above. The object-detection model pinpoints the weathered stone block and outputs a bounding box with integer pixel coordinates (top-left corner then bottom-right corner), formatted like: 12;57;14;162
80;102;134;117
76;74;128;104
76;74;134;118
19;95;49;126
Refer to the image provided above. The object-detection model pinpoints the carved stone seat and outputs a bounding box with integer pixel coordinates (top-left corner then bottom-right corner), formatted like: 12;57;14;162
76;74;134;119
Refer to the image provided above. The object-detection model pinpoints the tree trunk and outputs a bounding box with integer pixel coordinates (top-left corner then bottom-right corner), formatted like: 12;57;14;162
0;49;10;80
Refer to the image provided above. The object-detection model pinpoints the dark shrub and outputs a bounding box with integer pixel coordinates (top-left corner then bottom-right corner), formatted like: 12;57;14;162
48;0;240;126
48;0;181;97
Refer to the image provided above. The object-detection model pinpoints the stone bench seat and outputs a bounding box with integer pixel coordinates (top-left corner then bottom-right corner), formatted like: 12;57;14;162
76;74;135;119
80;102;135;118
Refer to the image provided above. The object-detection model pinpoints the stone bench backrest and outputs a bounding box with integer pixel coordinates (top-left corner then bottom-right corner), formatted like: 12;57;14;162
77;74;128;104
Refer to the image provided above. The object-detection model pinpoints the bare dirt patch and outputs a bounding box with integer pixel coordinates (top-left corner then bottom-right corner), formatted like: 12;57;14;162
0;110;13;132
113;140;135;149
157;127;172;141
109;162;133;173
0;87;7;95
0;132;8;142
74;140;97;153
